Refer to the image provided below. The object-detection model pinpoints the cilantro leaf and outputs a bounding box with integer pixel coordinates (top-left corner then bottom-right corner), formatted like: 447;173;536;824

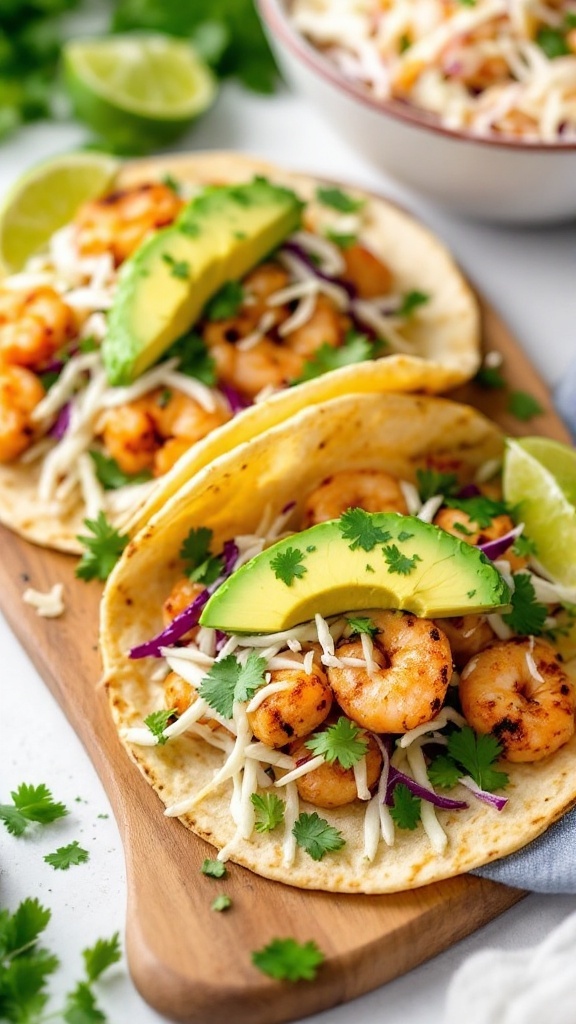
162;253;190;279
416;468;458;502
63;980;105;1024
502;573;548;635
512;534;538;558
315;185;365;212
251;792;285;833
0;897;51;957
201;858;227;878
204;280;245;320
346;616;377;636
507;390;544;422
44;841;89;871
88;450;152;490
427;754;462;791
536;26;570;59
339;508;392;551
163;330;216;386
0;899;58;1023
211;894;232;912
447;726;509;792
82;934;122;983
199;652;267;718
252;937;324;981
75;512;129;582
293;331;376;384
396;290;429;317
305;717;368;769
144;708;175;745
0;783;68;836
324;229;357;249
179;527;224;584
443;494;509;529
270;547;307;586
474;365;507;389
383;544;421;575
389;783;421;830
292;811;345;861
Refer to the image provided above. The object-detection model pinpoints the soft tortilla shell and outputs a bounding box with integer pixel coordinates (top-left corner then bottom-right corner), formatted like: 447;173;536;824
102;392;576;893
0;152;479;552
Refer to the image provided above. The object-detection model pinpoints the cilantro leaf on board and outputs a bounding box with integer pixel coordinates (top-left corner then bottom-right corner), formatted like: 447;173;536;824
211;894;232;912
179;527;224;585
446;727;509;792
339;507;392;551
305;717;369;770
346;616;378;636
383;544;421;575
396;290;429;317
199;651;267;718
252;937;324;981
502;573;548;635
270;547;307;586
293;331;376;384
0;783;67;836
443;494;509;529
75;512;129;582
204;280;245;320
507;390;544;422
251;792;285;833
144;708;176;745
427;754;462;791
88;450;152;490
201;858;227;879
163;330;217;386
292;812;345;861
44;841;89;871
474;364;507;389
416;468;458;502
389;783;421;829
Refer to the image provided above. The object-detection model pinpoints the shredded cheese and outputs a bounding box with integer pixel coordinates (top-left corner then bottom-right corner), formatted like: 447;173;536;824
22;582;65;618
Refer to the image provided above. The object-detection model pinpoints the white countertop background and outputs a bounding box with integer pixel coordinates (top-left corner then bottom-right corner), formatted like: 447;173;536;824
2;79;576;1024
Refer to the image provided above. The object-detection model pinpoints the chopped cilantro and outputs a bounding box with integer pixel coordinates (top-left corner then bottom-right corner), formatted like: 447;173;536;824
339;507;392;551
270;547;307;586
75;512;129;582
396;289;429;317
88;450;152;490
502;573;548;635
324;229;357;249
397;530;414;542
44;841;89;871
251;792;285;833
199;651;267;718
204;280;245;320
0;783;67;837
201;859;227;879
474;365;506;389
536;26;570;59
78;336;98;354
161;173;181;194
346;616;377;636
252;937;324;982
507;390;544;422
305;717;368;770
163;330;216;385
443;494;509;529
180;527;224;585
292;330;376;384
161;253;190;279
39;369;60;391
427;754;462;791
292;811;345;861
512;534;538;558
389;783;421;830
144;708;176;745
416;468;458;502
383;544;421;575
446;726;509;792
315;185;365;213
211;894;232;912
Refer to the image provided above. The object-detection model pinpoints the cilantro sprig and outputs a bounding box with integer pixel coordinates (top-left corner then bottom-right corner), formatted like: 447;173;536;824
315;185;365;213
199;652;267;718
389;783;421;830
204;280;245;320
383;544;421;576
75;512;129;582
292;330;382;384
292;811;345;861
339;508;392;551
270;547;307;586
346;616;378;637
144;708;176;745
305;717;368;770
88;450;152;490
179;527;224;585
429;726;509;793
44;840;89;871
502;573;548;635
0;783;67;837
416;468;458;503
252;937;324;981
251;792;285;833
442;494;509;529
163;330;216;385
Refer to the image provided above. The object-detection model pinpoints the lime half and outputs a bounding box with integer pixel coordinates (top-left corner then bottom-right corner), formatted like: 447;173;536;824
503;436;576;589
63;34;218;153
0;151;119;275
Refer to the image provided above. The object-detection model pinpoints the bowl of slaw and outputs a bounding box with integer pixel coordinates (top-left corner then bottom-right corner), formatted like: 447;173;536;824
257;0;576;223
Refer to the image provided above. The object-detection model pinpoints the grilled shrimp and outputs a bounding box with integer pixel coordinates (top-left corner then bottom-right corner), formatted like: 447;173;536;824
96;398;158;475
0;286;77;369
459;638;576;762
247;665;332;748
162;578;206;644
74;182;184;265
340;243;394;298
0;365;45;461
163;672;226;732
302;469;409;527
327;610;452;733
433;614;496;671
433;505;527;570
288;730;383;808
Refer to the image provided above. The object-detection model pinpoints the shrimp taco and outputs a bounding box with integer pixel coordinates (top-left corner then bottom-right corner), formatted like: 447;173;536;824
0;152;480;553
101;392;576;893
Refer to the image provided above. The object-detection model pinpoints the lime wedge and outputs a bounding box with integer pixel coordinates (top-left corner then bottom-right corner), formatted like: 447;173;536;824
0;151;119;274
503;436;576;588
62;34;218;153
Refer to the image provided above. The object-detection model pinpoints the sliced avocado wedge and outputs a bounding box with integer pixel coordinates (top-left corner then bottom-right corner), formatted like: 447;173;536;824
200;512;511;633
103;177;304;385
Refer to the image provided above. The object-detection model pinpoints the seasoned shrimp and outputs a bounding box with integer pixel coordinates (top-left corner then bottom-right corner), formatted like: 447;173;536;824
327;610;452;733
0;286;77;369
247;665;332;748
302;469;409;527
459;638;576;763
0;365;45;461
243;261;291;313
96;398;158;475
74;182;184;265
433;505;527;570
163;578;206;626
163;672;226;732
282;294;347;357
150;389;230;448
340;243;394;299
433;614;495;671
208;335;303;400
287;730;382;808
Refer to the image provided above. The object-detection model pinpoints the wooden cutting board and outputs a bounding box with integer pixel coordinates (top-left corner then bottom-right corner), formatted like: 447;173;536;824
1;294;571;1024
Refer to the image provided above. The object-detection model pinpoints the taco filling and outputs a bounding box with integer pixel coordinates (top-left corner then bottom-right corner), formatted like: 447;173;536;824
0;154;479;552
102;394;576;892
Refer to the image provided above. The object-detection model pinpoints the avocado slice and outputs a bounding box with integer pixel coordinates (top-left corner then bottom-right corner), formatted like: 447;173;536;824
103;177;304;385
200;512;511;633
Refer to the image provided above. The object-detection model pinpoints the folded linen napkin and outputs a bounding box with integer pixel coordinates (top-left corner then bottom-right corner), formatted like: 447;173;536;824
444;906;576;1023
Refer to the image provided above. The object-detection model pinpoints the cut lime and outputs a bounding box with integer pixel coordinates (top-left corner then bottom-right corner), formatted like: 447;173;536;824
503;436;576;589
62;34;218;153
0;151;119;275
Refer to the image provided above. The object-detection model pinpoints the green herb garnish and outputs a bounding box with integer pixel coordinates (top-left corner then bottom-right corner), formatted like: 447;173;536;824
252;937;324;981
382;544;421;575
44;840;89;871
75;512;129;582
292;811;345;861
389;783;421;830
204;280;245;320
199;652;267;719
502;572;548;635
315;186;365;213
305;717;368;770
144;708;176;745
446;726;509;792
251;792;285;833
270;547;307;586
339;508;392;551
88;450;152;490
507;390;544;422
201;859;227;879
0;783;67;837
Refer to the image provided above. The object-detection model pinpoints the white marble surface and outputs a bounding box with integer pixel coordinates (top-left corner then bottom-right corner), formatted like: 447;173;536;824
1;79;576;1024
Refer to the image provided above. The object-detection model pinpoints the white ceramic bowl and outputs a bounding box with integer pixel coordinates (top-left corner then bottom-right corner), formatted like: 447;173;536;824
257;0;576;224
